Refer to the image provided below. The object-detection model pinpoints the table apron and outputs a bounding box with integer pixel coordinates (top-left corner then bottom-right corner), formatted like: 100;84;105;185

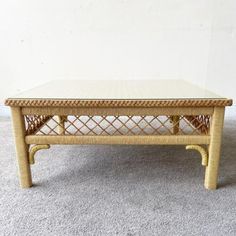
21;107;214;116
25;135;210;145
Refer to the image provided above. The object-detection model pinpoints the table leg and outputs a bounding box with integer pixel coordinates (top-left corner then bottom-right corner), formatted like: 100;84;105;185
11;107;32;188
204;107;225;190
170;115;179;134
55;115;67;135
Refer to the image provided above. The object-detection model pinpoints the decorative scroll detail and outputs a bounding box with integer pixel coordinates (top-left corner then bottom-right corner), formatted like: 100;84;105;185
5;98;232;107
186;145;208;166
24;115;211;136
29;144;50;164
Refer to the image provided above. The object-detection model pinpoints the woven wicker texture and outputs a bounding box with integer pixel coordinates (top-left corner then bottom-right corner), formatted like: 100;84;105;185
24;115;211;136
5;98;232;107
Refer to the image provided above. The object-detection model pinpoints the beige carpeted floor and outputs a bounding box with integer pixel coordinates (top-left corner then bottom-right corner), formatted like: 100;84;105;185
0;109;236;236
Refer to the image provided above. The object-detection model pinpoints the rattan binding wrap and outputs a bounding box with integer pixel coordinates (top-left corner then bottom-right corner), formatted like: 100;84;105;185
5;98;233;107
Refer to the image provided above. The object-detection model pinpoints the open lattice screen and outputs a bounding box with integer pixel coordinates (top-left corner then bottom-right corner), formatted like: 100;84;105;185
24;115;210;136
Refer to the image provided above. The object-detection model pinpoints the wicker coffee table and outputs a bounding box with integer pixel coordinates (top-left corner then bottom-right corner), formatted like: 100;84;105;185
5;80;232;190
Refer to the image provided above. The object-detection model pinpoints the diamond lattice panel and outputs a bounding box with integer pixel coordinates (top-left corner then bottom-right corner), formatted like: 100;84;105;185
24;115;211;136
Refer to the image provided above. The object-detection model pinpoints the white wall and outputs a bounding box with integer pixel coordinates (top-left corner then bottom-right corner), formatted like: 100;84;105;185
206;1;236;98
0;0;235;115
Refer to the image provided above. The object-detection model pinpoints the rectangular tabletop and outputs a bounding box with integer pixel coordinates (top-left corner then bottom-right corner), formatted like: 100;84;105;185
5;80;232;107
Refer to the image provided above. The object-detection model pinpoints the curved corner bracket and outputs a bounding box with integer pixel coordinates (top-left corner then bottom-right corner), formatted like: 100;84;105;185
186;145;208;166
29;144;50;165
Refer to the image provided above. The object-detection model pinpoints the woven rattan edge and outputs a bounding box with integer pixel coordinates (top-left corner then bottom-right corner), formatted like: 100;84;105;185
4;98;233;107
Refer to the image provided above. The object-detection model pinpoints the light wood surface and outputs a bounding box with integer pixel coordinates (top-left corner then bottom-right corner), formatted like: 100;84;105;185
8;80;225;100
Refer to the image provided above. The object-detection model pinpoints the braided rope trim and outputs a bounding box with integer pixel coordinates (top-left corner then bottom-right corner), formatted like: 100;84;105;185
5;98;232;107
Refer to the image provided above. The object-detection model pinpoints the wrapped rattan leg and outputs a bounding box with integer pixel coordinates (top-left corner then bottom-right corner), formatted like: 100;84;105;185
204;107;225;190
55;116;67;134
170;116;179;134
11;107;32;188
